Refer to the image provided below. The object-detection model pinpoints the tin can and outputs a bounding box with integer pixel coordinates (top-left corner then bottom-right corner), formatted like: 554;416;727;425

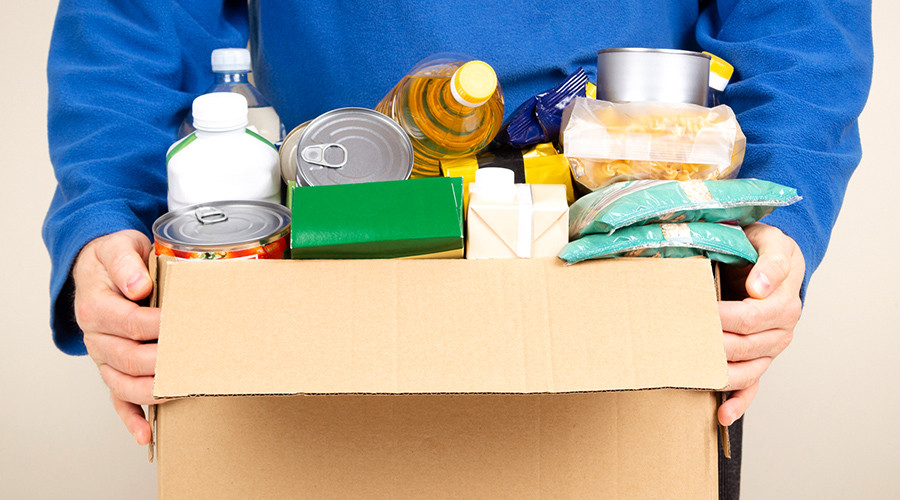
288;107;414;187
279;119;310;185
153;201;291;260
596;48;711;106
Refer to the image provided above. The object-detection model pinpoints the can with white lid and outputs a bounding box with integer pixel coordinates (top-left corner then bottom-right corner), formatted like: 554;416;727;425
153;200;291;260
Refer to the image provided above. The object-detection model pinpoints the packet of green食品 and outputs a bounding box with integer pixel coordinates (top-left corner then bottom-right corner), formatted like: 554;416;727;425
558;222;758;266
568;178;801;239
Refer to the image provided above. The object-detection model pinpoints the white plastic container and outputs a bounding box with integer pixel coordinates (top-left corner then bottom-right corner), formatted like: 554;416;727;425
466;168;569;259
166;92;281;211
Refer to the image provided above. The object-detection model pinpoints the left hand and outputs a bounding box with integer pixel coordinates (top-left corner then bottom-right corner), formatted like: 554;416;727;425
717;222;805;427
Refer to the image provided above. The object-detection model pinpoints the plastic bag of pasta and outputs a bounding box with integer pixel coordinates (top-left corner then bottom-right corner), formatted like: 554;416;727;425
560;97;746;191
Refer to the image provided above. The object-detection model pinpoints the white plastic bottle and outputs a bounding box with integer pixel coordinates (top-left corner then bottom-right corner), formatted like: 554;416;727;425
178;48;285;146
166;92;281;211
703;51;734;107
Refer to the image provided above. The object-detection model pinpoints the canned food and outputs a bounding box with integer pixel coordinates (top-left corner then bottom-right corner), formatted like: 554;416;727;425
596;48;711;106
293;107;414;187
153;201;291;260
279;119;310;185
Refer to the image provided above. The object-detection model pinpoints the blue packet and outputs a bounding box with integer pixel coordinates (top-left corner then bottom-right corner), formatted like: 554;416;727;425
495;68;589;148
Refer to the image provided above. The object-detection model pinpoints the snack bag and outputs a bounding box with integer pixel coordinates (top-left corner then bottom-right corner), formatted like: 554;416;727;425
569;178;801;238
495;68;590;148
558;222;758;266
560;97;746;190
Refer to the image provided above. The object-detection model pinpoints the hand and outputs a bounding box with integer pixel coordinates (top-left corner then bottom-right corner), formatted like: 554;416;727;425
717;222;805;427
73;229;162;445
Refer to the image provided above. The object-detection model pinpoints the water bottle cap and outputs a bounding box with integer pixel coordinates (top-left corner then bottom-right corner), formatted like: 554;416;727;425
702;52;734;91
192;92;249;131
450;61;498;107
211;48;252;72
470;167;515;201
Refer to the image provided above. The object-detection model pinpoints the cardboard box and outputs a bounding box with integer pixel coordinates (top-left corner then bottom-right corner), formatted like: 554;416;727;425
151;256;728;499
290;177;464;259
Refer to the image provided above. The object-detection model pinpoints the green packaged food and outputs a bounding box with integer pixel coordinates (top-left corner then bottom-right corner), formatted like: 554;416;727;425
568;178;801;238
558;222;758;266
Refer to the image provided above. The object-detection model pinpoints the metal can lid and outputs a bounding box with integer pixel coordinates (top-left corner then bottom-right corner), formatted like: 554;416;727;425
153;200;291;249
279;120;310;185
295;107;413;186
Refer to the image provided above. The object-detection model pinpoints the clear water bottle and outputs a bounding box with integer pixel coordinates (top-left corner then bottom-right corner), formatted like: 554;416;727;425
178;48;285;146
376;53;504;178
703;51;734;107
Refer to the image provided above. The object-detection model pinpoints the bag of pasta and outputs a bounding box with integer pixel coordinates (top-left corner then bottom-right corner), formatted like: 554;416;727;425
560;97;746;191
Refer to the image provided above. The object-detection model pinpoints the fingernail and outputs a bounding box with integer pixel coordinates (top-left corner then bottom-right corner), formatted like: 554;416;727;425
126;273;146;294
751;272;771;297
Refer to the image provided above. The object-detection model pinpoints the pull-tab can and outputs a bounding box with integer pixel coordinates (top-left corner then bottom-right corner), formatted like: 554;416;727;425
153;200;291;260
292;107;413;187
300;143;348;169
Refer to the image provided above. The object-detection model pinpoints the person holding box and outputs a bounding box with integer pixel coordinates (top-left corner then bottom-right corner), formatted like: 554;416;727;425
43;1;872;497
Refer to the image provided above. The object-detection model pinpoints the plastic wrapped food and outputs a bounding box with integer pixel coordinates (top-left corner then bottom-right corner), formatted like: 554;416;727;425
558;222;757;266
495;68;590;148
560;97;746;191
569;178;801;238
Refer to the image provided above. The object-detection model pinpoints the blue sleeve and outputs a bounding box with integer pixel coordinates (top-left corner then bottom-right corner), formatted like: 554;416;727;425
695;0;873;299
43;0;249;354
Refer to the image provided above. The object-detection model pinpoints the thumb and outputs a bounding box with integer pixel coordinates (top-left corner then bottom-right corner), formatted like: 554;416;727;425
95;230;155;301
742;223;794;300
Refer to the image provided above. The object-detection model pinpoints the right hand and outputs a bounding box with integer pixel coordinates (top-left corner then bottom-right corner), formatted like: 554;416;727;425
73;229;162;445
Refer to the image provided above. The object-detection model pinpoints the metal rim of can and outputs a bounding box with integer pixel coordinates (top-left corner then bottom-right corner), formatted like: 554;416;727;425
153;200;291;254
294;107;414;187
596;47;711;59
279;120;310;185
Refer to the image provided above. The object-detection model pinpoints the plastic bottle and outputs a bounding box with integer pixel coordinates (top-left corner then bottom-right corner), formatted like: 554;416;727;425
166;92;281;211
703;52;734;107
178;48;285;146
376;53;504;178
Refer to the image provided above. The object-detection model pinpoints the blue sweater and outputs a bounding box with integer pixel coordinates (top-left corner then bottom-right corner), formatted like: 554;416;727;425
44;0;872;355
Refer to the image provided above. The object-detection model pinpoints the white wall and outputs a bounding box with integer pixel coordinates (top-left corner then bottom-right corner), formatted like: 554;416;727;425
742;2;900;497
1;2;896;499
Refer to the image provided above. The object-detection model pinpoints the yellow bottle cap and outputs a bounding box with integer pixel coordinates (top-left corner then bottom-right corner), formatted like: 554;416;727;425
451;60;498;107
703;51;734;80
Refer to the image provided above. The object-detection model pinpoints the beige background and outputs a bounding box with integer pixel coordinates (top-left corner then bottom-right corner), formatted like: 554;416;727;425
2;2;897;499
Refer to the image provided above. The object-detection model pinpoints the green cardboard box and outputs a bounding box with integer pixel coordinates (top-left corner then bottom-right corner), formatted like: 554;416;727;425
291;177;464;259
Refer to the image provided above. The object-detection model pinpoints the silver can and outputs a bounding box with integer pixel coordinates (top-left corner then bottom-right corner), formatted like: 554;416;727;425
294;107;414;187
279;119;310;185
596;48;711;105
153;201;291;260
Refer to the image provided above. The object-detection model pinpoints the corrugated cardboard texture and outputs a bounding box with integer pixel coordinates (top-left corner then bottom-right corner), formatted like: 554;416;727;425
157;391;719;499
154;257;727;398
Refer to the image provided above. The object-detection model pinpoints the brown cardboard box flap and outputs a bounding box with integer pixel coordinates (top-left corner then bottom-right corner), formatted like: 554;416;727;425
153;257;727;398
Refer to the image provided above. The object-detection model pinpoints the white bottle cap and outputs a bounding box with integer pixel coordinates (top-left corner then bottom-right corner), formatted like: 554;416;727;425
211;48;252;72
469;167;516;202
192;92;249;132
709;72;730;92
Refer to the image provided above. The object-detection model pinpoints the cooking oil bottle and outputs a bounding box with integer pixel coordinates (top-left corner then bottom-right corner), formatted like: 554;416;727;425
376;53;504;178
